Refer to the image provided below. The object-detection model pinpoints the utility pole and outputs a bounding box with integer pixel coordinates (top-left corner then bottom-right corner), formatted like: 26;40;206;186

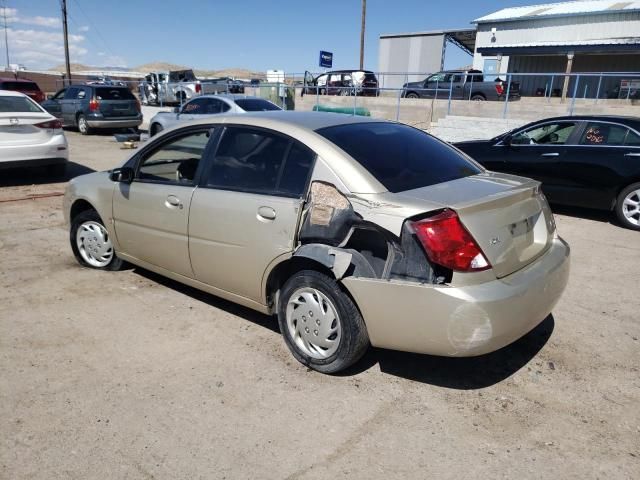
2;0;10;69
359;0;366;70
61;0;72;85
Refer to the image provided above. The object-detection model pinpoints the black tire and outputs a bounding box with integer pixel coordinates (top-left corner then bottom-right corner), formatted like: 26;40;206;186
406;92;419;99
77;114;91;135
70;209;125;270
150;123;163;136
277;270;369;374
615;182;640;230
471;94;486;101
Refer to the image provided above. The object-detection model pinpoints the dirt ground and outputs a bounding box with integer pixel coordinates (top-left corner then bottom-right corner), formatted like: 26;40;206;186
1;130;638;480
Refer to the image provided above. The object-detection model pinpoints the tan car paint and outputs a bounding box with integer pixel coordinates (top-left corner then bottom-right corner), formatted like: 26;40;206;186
65;112;570;358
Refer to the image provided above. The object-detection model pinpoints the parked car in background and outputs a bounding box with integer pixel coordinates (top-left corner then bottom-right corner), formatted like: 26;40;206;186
402;69;520;101
0;77;46;103
148;94;281;136
139;69;237;105
41;84;142;135
64;111;569;373
0;90;68;175
455;115;640;230
302;70;379;96
86;75;126;86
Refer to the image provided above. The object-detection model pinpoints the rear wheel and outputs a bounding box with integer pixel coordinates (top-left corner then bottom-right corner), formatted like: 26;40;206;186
616;182;640;230
277;270;369;374
77;114;91;135
471;94;486;101
70;209;125;270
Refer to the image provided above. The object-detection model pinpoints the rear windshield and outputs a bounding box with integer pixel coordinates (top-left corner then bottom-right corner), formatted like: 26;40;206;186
0;95;43;112
317;122;482;192
1;81;40;91
234;99;281;111
95;87;135;100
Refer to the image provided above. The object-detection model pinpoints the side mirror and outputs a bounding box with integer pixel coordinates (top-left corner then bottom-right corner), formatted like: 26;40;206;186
109;167;134;183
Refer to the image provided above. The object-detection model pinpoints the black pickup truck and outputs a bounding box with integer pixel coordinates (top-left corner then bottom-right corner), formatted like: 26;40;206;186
402;69;520;101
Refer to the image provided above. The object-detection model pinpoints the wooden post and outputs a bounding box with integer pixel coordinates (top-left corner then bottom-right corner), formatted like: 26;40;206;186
561;52;574;103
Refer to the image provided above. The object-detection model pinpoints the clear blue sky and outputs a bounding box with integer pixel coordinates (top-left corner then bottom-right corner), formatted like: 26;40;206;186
8;0;537;72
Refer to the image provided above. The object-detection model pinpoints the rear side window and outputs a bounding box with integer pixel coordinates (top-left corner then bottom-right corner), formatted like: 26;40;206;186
1;81;39;91
207;127;313;197
234;99;281;111
317;122;482;193
95;87;135;100
579;122;630;146
625;129;640;146
0;95;42;112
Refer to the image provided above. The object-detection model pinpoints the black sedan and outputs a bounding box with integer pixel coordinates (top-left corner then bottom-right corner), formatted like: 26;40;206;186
455;116;640;230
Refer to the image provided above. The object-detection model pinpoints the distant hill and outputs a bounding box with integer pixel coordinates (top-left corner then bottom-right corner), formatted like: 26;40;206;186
48;61;261;79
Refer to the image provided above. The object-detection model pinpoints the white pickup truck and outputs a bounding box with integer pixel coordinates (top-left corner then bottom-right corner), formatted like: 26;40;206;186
139;70;231;105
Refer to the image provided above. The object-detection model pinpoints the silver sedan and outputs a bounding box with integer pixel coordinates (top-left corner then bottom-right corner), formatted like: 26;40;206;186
148;94;281;136
0;90;69;175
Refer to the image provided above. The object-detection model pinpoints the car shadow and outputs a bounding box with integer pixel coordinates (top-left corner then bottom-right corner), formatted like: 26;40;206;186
550;204;616;226
131;267;280;334
130;266;555;388
0;162;95;188
341;315;555;389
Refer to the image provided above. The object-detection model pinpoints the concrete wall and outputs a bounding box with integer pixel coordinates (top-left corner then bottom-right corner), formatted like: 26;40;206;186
378;34;445;89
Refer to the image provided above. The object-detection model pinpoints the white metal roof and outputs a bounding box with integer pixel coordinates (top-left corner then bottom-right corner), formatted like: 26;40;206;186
485;37;640;47
474;0;640;23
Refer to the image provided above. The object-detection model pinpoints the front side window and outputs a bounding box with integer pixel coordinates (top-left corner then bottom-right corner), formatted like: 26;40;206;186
317;122;482;193
52;89;66;100
427;73;446;83
63;87;79;100
579;122;629;146
207;127;314;197
512;122;577;145
137;130;211;185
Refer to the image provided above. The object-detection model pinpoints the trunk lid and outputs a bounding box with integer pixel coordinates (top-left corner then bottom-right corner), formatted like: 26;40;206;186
395;173;556;278
0;113;54;146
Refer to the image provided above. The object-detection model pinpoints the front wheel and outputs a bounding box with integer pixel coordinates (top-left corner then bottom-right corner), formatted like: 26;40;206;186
70;209;125;270
277;270;369;374
615;182;640;230
150;123;163;136
405;92;419;99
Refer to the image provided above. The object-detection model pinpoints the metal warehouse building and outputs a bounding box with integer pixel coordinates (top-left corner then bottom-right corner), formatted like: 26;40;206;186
473;0;640;98
379;0;640;97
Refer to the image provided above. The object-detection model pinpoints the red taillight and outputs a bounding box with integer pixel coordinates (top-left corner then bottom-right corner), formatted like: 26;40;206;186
195;83;202;94
495;82;504;95
34;119;63;129
89;97;100;112
411;209;491;272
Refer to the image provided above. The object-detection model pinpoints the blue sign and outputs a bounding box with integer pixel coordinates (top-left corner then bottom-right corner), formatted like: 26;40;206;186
319;51;333;69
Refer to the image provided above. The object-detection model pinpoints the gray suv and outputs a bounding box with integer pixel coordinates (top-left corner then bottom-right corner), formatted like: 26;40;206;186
42;84;142;135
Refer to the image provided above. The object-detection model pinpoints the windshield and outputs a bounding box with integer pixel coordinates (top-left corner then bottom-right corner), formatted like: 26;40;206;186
317;122;482;193
234;99;281;111
0;95;43;112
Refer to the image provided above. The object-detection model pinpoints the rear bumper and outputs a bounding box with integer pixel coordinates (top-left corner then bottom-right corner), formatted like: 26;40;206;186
342;236;570;357
0;133;69;168
86;116;142;129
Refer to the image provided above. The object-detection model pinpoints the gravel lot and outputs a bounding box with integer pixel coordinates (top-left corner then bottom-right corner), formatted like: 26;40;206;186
1;130;638;479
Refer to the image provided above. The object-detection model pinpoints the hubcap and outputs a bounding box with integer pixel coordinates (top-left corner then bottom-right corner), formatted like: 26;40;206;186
76;221;114;267
79;117;87;133
286;288;341;359
622;189;640;226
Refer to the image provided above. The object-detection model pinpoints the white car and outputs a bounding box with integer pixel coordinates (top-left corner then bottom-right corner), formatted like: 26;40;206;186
0;90;69;175
148;94;281;136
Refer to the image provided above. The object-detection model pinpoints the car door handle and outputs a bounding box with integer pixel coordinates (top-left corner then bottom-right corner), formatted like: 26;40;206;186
624;152;640;157
257;206;276;220
540;152;560;157
165;195;183;209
